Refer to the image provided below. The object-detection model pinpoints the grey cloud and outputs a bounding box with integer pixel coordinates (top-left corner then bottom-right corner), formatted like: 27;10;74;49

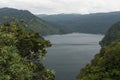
0;0;120;14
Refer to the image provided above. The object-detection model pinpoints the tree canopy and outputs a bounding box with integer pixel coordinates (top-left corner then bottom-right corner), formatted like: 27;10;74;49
77;40;120;80
0;21;55;80
100;22;120;47
77;21;120;80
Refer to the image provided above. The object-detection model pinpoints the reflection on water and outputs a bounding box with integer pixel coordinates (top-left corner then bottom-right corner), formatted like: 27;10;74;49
44;33;103;80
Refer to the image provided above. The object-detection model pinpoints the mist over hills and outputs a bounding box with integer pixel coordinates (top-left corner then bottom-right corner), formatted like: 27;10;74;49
38;12;120;34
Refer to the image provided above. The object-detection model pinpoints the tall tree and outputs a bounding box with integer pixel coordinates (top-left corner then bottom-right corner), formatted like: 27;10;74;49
0;21;55;80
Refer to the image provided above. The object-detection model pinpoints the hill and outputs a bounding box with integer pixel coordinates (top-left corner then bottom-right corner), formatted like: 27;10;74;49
77;40;120;80
100;22;120;47
0;8;61;35
77;22;120;80
38;12;120;34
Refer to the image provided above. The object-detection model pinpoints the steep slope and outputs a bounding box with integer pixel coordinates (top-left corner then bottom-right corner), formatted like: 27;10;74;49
77;22;120;80
38;12;120;34
77;40;120;80
0;21;55;80
100;22;120;47
0;8;61;35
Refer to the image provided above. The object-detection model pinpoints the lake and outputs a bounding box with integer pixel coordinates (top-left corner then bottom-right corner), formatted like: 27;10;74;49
44;33;103;80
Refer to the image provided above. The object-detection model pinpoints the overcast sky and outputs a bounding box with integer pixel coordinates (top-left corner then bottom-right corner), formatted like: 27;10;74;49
0;0;120;14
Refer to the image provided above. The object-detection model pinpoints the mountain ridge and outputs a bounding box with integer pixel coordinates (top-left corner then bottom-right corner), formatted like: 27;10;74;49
0;7;61;35
37;11;120;34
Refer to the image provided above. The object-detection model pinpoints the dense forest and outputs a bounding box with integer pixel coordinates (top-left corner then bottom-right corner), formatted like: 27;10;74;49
0;21;55;80
2;8;120;36
77;22;120;80
1;7;120;80
38;12;120;34
0;8;61;35
100;22;120;47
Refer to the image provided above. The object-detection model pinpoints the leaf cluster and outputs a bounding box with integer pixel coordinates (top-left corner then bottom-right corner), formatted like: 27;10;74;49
0;21;55;80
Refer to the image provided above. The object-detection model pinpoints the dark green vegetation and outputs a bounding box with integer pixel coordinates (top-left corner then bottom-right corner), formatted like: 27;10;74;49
77;22;120;80
100;22;120;47
38;12;120;34
0;8;61;35
0;21;55;80
77;40;120;80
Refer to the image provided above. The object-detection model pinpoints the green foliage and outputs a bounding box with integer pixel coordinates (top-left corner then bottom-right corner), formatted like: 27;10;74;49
77;22;120;80
100;22;120;47
0;46;33;80
0;8;61;35
77;40;120;80
0;21;55;80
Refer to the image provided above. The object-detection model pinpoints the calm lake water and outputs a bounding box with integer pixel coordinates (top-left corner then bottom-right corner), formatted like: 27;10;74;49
44;33;103;80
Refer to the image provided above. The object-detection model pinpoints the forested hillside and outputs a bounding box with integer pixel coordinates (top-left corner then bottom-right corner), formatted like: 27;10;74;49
77;22;120;80
0;8;61;35
38;12;120;34
0;21;55;80
77;40;120;80
100;22;120;47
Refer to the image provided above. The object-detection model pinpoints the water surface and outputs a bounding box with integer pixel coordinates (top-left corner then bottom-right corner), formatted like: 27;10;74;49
44;33;103;80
